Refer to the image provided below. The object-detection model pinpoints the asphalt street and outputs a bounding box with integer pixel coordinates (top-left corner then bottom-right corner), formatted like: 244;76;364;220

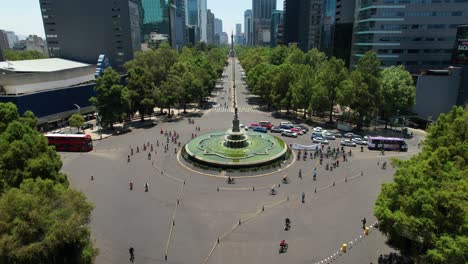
60;58;422;264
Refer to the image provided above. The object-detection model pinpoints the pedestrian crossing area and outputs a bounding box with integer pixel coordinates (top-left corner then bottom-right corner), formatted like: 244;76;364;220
208;105;261;113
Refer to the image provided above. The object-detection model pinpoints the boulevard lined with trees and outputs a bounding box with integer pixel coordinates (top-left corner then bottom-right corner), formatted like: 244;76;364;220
237;46;416;129
90;43;228;128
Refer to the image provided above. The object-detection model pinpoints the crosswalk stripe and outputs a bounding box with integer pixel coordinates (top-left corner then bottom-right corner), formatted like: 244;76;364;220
207;105;261;113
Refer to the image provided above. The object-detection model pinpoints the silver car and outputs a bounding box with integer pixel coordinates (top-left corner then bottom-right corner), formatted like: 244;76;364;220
340;139;357;147
322;132;336;140
313;137;329;144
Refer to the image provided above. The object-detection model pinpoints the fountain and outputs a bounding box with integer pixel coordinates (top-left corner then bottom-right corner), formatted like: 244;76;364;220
183;108;289;169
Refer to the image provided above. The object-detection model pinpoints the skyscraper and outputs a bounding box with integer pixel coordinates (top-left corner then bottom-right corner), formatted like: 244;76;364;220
206;9;215;45
40;0;142;71
199;0;207;43
185;0;206;42
142;0;170;41
252;0;276;46
215;18;223;35
244;9;253;46
270;10;283;47
332;0;355;66
320;0;336;56
283;0;322;51
350;1;468;73
0;30;9;51
5;31;18;49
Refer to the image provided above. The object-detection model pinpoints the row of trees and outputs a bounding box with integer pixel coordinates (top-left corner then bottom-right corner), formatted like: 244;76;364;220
374;106;467;263
237;46;415;129
0;102;96;263
91;43;227;128
3;50;46;61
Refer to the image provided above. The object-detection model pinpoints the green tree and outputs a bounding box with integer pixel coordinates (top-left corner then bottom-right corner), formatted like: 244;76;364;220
304;48;327;70
19;110;38;129
69;114;85;132
290;65;313;118
270;64;296;112
0;178;97;264
89;68;129;128
285;46;305;65
380;65;416;128
313;57;349;123
374;106;468;262
4;50;46;61
0;102;20;133
345;51;382;129
126;66;155;121
269;45;289;65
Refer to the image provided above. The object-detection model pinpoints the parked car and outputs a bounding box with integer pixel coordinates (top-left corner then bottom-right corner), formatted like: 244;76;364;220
282;130;298;138
253;126;268;133
270;126;284;133
311;131;323;139
313;127;323;132
322;132;336;140
280;122;294;129
259;121;273;130
344;132;356;138
248;123;260;129
333;132;343;138
352;137;367;145
340;139;357;147
313;137;329;144
294;125;309;133
290;127;304;135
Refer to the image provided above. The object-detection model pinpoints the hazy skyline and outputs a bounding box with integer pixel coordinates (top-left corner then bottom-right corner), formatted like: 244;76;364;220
0;0;283;39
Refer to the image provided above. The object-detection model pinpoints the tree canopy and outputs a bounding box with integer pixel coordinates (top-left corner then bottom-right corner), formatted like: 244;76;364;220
374;106;468;263
0;103;96;263
69;113;85;131
238;47;415;128
3;50;46;61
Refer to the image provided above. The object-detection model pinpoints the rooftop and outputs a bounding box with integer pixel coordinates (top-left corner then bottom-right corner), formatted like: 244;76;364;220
0;58;92;73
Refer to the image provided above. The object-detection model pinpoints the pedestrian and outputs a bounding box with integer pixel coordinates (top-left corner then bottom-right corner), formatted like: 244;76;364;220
362;217;366;229
129;247;135;263
144;182;149;192
90;175;94;181
301;192;305;203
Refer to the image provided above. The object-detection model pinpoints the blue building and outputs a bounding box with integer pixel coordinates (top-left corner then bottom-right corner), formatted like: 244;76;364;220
0;58;96;129
270;10;283;47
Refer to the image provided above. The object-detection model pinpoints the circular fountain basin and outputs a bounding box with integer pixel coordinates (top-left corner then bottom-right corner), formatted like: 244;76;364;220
183;131;289;169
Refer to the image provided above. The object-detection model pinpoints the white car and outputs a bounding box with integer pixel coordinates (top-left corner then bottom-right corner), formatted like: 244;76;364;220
313;137;329;145
352;137;368;145
313;127;323;132
282;130;298;138
340;139;357;147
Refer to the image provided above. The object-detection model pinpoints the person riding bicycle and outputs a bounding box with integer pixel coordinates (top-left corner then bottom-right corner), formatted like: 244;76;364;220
298;169;302;178
129;247;135;262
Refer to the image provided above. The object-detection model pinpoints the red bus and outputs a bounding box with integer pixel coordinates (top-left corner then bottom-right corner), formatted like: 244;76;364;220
45;134;93;152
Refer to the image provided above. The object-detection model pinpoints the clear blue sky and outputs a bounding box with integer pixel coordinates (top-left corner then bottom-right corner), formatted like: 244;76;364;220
0;0;283;38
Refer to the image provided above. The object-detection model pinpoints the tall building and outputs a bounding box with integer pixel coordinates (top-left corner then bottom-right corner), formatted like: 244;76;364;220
174;0;187;49
185;0;206;42
5;31;18;49
219;32;229;45
206;9;215;45
0;30;9;51
252;0;276;46
215;18;223;35
40;0;142;72
199;0;207;42
244;9;253;46
320;0;336;56
235;23;243;45
236;24;242;35
270;10;283;47
283;0;322;52
350;1;468;73
332;0;356;66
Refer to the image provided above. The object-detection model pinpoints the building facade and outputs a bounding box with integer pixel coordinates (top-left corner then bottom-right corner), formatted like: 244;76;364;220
270;10;283;47
321;0;336;56
215;18;223;35
252;0;276;46
206;9;215;45
185;0;206;42
283;0;322;52
5;31;18;49
332;0;356;66
0;30;9;51
40;0;142;72
244;9;253;46
350;1;468;73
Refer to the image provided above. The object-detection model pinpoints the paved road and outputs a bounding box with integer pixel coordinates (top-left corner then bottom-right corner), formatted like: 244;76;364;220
60;57;421;264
